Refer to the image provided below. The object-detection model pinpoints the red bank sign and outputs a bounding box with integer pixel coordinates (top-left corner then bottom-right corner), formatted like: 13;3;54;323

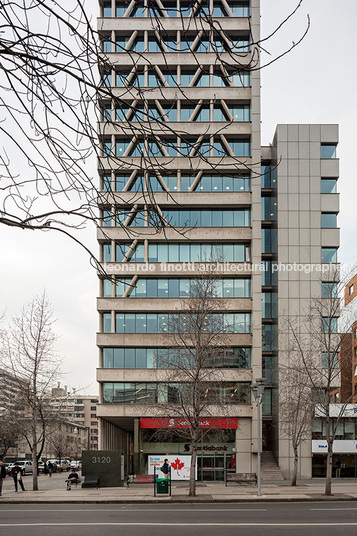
140;417;238;429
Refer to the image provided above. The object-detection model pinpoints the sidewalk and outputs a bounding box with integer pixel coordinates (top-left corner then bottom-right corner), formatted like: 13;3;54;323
1;476;357;503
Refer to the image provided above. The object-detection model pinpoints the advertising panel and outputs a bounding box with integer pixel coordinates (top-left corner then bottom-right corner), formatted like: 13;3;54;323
148;455;197;480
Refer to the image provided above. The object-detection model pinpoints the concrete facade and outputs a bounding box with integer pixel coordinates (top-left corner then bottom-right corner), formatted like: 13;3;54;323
96;1;340;480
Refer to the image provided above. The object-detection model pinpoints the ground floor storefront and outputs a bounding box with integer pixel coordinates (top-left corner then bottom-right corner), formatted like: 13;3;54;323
312;454;357;478
139;418;238;481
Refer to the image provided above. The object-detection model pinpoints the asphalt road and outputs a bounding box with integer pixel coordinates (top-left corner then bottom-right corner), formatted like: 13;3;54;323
1;503;357;535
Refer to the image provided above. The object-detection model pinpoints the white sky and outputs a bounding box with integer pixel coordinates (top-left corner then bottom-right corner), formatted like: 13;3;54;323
0;0;356;395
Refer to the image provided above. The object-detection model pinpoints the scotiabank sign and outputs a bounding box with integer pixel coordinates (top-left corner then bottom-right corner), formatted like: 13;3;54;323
140;417;238;429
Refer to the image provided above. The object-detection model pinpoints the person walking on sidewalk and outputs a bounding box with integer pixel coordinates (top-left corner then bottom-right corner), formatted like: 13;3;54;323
11;463;26;492
161;459;170;479
0;460;6;496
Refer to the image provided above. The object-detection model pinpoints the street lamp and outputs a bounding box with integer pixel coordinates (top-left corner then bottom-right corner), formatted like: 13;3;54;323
251;377;266;497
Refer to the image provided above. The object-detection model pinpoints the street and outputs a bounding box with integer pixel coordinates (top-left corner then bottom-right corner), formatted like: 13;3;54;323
0;503;357;535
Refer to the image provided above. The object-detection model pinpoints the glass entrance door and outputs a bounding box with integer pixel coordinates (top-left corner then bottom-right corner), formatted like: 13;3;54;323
197;453;232;481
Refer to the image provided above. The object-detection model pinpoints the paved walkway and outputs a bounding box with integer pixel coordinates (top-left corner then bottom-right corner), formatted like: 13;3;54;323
1;473;357;503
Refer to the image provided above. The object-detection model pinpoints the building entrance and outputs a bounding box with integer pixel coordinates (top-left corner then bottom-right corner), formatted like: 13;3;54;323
197;453;234;481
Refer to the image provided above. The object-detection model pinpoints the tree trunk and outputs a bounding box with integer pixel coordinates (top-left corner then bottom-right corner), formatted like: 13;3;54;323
32;441;38;491
325;442;333;496
189;443;197;497
291;446;298;486
32;420;38;491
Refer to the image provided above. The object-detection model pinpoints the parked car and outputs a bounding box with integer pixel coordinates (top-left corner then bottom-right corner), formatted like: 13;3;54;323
70;460;82;471
47;459;71;472
37;462;45;474
7;460;33;476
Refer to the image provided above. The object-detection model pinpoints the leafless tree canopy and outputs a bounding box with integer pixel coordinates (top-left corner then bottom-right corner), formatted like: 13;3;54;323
153;270;248;496
282;270;356;494
0;292;62;490
0;0;309;266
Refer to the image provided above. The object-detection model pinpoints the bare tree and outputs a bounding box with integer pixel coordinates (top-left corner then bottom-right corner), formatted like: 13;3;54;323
0;0;309;267
0;417;21;459
154;268;250;496
0;292;62;490
283;271;356;495
278;366;312;486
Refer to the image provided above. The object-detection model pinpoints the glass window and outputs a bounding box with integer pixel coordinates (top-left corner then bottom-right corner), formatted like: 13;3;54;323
261;164;277;188
321;144;337;159
196;106;210;122
116;140;129;157
103;243;111;262
195;72;210;87
103;313;111;333
321;213;337;228
213;140;227;156
103;348;114;368
115;36;129;52
102;174;111;191
322;317;338;333
321;247;338;263
103;2;112;17
102;209;112;227
262;196;277;221
115;70;130;87
321;282;338;298
231;1;250;17
115;314;125;333
148;37;162;52
213;106;228;121
261;228;277;254
116;105;129;122
130;37;144;52
163;104;177;122
115;174;130;192
103;279;112;298
229;104;250;122
125;348;135;368
262;324;278;351
113;348;124;368
116;2;127;17
103;139;112;156
230;71;251;87
102;383;113;404
228;139;250;156
321;178;337;194
322;352;339;368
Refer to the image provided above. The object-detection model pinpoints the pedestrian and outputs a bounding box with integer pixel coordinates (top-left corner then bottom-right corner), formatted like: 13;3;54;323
47;461;53;477
161;459;170;479
11;462;26;492
0;460;6;496
44;462;49;476
65;469;80;490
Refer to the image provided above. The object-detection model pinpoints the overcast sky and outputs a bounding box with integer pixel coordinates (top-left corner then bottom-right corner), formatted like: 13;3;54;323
0;0;356;395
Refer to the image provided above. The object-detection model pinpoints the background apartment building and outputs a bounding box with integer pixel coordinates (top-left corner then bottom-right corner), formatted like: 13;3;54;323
50;387;99;450
96;0;342;480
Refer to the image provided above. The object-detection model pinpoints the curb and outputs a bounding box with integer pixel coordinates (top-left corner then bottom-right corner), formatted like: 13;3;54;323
1;496;357;504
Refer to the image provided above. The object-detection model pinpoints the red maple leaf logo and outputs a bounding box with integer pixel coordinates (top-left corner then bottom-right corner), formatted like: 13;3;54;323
171;458;185;475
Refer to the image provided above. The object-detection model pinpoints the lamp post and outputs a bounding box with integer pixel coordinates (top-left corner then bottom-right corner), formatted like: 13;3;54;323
251;377;266;497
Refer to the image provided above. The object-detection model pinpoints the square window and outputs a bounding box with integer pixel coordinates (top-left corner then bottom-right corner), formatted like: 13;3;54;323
321;282;338;298
322;317;338;333
321;213;337;228
321;248;337;263
321;144;337;159
321;178;337;194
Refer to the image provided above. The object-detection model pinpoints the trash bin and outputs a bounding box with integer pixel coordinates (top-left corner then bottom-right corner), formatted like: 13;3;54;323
156;478;169;494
